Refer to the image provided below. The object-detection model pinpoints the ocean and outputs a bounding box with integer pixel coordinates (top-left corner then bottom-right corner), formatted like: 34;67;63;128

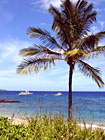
0;91;105;125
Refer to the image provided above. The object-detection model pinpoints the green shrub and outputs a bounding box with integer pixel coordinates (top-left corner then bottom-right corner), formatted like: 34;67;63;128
0;115;105;140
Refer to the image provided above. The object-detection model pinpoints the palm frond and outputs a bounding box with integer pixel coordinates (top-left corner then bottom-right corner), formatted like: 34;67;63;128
95;31;105;40
76;35;98;50
19;45;41;57
49;3;81;47
61;0;74;19
75;0;97;35
17;58;55;74
83;3;93;17
49;0;97;47
27;27;65;51
19;44;63;60
61;0;82;42
77;0;88;13
49;5;70;48
91;46;105;53
50;1;82;45
83;10;97;23
75;0;81;9
75;31;105;50
78;60;104;88
84;46;105;59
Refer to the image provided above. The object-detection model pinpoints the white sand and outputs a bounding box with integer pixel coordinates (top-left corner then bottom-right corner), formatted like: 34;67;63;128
78;123;105;131
8;117;28;125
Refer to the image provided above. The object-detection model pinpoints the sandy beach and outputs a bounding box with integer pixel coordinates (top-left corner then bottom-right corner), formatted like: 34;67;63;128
78;123;105;131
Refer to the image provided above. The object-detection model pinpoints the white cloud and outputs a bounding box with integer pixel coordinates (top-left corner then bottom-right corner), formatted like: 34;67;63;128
32;0;78;10
32;0;61;9
41;0;61;9
0;38;31;70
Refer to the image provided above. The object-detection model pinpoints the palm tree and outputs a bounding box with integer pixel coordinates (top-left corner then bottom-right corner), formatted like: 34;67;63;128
17;0;105;121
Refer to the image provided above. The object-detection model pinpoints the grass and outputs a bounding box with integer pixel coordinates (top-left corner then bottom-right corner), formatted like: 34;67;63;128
0;113;105;140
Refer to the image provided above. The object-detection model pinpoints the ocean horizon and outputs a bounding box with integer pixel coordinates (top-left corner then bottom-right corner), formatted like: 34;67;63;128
0;90;105;125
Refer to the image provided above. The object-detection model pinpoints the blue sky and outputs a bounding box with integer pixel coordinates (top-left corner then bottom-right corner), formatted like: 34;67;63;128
0;0;105;91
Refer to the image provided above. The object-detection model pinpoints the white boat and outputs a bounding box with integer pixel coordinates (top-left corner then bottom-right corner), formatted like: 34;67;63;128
19;90;33;95
55;92;62;96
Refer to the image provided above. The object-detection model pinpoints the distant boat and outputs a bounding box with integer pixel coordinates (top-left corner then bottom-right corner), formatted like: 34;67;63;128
55;92;62;96
19;90;33;95
45;94;48;96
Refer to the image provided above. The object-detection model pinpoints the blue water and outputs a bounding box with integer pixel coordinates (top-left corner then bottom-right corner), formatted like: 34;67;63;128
0;91;105;125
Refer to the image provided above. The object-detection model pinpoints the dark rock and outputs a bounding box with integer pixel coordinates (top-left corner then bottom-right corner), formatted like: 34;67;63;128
0;89;7;91
0;99;21;103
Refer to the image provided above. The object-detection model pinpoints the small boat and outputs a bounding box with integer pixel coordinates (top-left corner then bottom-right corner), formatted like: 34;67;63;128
19;90;33;95
55;92;62;96
45;94;48;96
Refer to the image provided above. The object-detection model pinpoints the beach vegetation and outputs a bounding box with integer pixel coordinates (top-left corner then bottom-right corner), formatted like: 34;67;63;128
0;115;105;140
17;0;105;121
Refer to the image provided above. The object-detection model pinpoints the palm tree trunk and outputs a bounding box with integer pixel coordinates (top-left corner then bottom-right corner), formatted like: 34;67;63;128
68;64;73;121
